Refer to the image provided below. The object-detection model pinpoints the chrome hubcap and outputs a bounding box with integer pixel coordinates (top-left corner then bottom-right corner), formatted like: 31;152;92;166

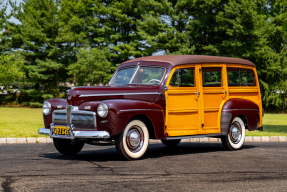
129;130;140;148
126;126;144;153
230;122;242;144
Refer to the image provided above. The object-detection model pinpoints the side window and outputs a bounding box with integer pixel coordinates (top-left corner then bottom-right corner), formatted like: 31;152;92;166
169;69;179;86
227;68;240;86
169;68;195;87
227;68;256;86
240;69;256;86
202;67;222;87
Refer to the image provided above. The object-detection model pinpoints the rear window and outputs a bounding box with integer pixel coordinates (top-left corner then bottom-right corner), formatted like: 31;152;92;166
227;68;256;86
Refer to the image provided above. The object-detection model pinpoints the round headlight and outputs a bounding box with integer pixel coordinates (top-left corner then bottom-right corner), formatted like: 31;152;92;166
97;103;108;118
43;102;51;115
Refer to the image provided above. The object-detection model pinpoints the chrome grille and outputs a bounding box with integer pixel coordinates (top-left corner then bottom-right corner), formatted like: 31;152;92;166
53;112;95;130
54;114;66;125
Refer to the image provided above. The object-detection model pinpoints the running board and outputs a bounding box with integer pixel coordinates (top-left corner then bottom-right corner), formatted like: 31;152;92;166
166;134;221;140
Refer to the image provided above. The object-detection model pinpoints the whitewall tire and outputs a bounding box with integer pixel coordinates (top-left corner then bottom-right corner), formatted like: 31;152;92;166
221;117;245;150
115;119;149;160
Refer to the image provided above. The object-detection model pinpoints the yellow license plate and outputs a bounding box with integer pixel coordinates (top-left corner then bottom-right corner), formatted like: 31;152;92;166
54;126;69;135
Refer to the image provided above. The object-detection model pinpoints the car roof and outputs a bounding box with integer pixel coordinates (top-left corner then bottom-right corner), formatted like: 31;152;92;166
122;55;255;67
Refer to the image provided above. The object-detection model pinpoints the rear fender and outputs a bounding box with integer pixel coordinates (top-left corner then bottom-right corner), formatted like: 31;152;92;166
220;99;260;135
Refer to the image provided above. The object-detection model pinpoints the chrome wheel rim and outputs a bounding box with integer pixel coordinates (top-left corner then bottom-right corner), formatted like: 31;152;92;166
126;126;144;153
230;122;242;144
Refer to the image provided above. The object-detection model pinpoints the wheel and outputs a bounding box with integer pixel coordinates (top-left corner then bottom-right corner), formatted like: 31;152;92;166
115;119;149;160
53;138;84;155
221;117;246;150
161;139;181;147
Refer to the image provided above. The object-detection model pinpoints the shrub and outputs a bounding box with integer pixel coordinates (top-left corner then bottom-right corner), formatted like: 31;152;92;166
29;102;43;108
42;94;54;101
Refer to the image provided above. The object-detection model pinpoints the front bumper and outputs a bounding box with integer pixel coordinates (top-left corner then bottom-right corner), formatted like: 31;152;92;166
38;128;110;139
39;105;110;140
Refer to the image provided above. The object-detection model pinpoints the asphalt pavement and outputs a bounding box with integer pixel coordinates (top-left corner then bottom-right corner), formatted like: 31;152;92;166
0;142;287;191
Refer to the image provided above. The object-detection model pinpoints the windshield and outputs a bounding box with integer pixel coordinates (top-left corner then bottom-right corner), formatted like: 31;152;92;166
110;66;166;85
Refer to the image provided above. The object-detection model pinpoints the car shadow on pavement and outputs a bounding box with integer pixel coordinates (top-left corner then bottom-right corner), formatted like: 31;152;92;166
40;142;257;162
145;142;257;159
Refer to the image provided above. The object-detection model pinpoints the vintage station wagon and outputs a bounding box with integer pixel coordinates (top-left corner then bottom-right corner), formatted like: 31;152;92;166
39;55;263;160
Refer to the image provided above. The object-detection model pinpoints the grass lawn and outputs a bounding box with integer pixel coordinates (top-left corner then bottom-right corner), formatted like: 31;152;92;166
0;107;46;138
246;113;287;136
0;107;286;137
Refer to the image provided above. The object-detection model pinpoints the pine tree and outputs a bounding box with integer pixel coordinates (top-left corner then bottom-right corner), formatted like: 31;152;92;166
8;0;66;97
255;0;287;110
136;0;231;55
68;48;112;86
0;0;12;53
57;0;172;84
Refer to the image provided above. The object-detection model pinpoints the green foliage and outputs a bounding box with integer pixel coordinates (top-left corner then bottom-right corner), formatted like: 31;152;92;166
42;94;54;101
0;53;25;85
1;0;287;111
17;89;44;104
8;0;66;97
29;58;64;96
0;0;12;53
69;48;112;85
29;102;43;108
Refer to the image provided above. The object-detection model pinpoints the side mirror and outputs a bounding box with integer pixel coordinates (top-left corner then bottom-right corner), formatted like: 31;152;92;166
164;85;168;91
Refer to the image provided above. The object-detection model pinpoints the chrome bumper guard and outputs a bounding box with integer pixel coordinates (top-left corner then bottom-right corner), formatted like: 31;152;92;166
38;128;110;139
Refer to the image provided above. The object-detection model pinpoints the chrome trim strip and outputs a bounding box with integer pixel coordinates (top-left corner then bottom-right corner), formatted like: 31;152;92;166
166;134;221;140
53;110;96;115
222;109;259;112
38;128;110;139
120;109;163;112
79;92;159;97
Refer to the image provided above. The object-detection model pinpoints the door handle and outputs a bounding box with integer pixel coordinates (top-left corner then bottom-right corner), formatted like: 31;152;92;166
195;91;200;97
223;91;227;98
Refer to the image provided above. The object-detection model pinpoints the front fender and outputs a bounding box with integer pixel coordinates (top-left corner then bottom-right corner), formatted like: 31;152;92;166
220;99;260;135
43;99;67;128
97;99;164;139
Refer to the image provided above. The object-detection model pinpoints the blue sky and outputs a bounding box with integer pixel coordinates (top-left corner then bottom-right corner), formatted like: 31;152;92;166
4;0;22;24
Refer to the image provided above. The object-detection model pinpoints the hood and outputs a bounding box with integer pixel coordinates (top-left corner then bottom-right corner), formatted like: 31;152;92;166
68;85;162;106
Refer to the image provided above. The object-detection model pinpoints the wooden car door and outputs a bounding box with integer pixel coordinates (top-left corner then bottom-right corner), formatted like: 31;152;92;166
200;64;228;134
165;65;202;136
